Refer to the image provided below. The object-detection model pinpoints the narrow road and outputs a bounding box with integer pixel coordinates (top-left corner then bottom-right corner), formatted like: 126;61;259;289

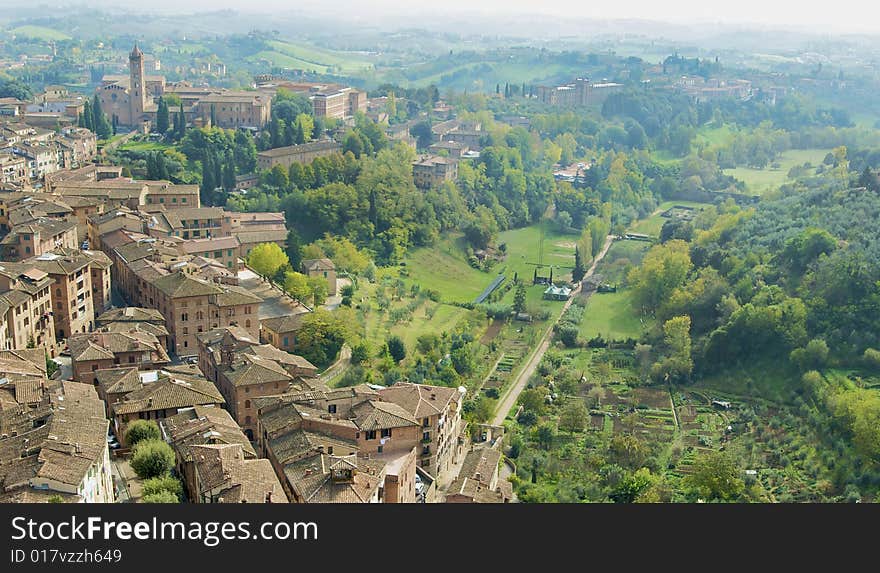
317;344;352;386
491;234;615;425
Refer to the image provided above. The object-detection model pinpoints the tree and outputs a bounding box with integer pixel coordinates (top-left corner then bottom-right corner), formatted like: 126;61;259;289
864;348;880;371
535;423;556;450
295;308;353;366
0;78;32;100
307;275;328;307
628;240;693;313
572;246;586;282
386;335;406;364
156;97;169;134
222;152;236;191
176;103;186;140
143;475;183;501
685;451;745;501
91;95;112;139
283;271;311;302
247;243;289;279
124;420;161;447
513;283;527;314
130;439;175;480
142;490;178;503
350;340;372;365
658;315;693;381
559;400;588;433
790;338;829;371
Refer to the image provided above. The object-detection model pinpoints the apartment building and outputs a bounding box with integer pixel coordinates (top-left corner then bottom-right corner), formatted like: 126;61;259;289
0;262;56;353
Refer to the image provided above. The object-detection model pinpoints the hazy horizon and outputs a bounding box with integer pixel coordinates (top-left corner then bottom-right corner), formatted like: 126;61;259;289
5;0;880;36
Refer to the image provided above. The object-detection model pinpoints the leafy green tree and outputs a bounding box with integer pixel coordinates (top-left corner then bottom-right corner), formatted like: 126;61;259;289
628;240;693;313
685;451;745;501
142;490;178;503
790;338;829;371
295;308;353;366
350;340;372;365
535;423;556;450
283;271;311;302
559;400;588;433
864;348;880;371
247;243;289;279
386;335;406;364
307;276;328;307
124;420;161;447
143;475;183;501
130;440;175;480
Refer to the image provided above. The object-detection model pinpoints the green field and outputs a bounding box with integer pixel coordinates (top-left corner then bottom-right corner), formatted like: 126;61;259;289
403;235;489;302
724;148;831;195
252;40;374;75
578;290;644;342
9;25;72;41
496;224;580;283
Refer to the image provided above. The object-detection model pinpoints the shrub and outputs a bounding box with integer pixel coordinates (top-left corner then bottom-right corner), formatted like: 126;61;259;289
130;439;175;480
124;420;161;447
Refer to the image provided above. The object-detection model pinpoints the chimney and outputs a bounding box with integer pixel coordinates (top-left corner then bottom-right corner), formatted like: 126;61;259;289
430;393;436;400
265;491;272;503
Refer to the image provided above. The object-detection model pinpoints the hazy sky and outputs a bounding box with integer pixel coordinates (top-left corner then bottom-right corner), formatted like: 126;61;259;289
72;0;880;35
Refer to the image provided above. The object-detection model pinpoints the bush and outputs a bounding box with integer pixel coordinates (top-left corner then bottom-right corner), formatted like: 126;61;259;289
142;490;178;504
124;420;161;447
142;475;183;501
130;439;175;479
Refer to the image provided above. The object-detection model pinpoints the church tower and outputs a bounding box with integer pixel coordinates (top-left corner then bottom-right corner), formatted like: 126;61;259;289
129;43;147;122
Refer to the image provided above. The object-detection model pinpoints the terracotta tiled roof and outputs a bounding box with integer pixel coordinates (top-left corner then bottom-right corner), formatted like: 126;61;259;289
111;372;224;415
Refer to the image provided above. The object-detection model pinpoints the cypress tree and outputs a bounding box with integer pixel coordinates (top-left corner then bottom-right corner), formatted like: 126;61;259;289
572;246;586;282
91;95;111;139
222;152;236;191
176;103;185;140
210;104;216;128
295;120;305;145
156;97;169;134
283;119;295;147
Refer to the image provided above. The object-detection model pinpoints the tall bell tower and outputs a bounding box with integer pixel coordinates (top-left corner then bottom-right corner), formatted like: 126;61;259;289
129;43;147;122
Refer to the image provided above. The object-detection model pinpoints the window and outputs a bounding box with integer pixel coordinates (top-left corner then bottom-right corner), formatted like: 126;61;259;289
381;428;392;438
365;430;376;440
245;400;251;409
377;445;383;453
128;356;135;363
327;446;333;455
328;404;337;414
214;251;222;258
182;198;187;203
159;198;165;203
55;288;61;296
172;198;177;203
283;337;289;347
181;313;188;321
228;249;233;257
182;327;188;335
423;431;430;441
245;319;251;328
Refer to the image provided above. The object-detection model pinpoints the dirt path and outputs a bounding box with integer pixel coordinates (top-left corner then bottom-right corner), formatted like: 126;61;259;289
491;234;615;426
